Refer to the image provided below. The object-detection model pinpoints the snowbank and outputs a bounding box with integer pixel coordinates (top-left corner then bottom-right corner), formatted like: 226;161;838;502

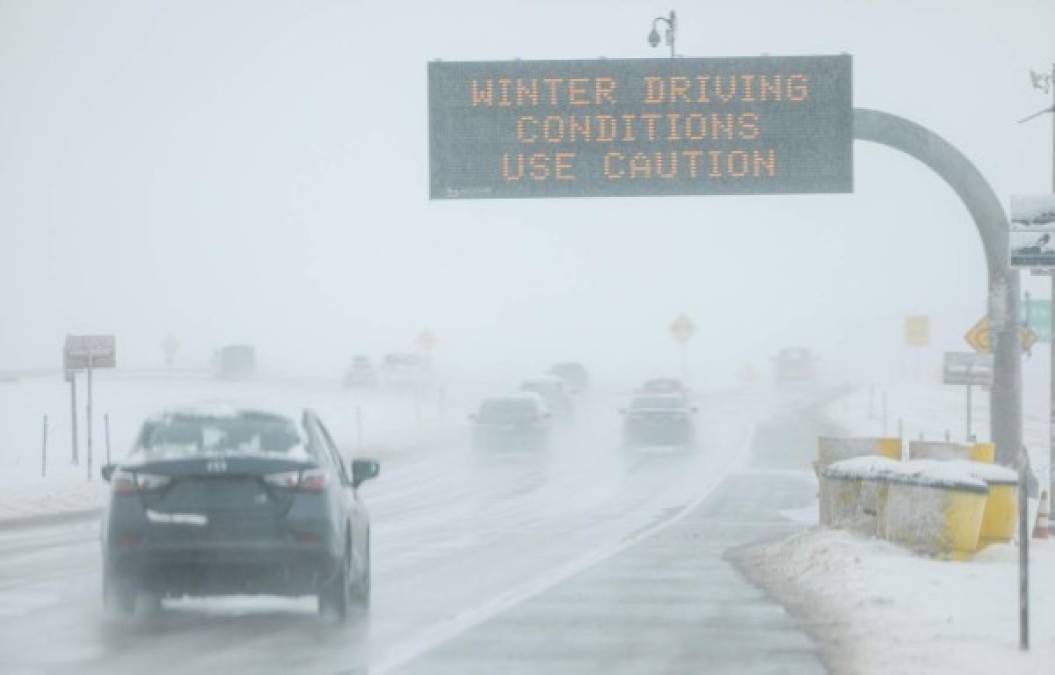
738;528;1054;675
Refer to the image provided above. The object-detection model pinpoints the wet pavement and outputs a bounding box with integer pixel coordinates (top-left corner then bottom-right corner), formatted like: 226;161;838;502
0;383;836;674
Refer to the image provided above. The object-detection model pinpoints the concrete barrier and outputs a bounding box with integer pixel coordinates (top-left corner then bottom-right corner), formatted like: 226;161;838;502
822;456;992;558
908;441;972;461
817;437;901;526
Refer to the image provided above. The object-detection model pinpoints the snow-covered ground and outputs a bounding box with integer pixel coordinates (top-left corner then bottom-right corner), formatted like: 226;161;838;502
825;381;1050;486
742;528;1053;675
740;368;1055;674
0;370;463;525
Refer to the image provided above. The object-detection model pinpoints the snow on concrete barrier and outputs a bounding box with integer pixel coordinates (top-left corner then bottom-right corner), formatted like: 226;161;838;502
821;457;1014;557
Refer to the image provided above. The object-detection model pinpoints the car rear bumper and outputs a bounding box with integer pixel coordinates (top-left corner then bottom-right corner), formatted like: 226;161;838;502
473;426;548;450
106;542;338;597
624;421;693;445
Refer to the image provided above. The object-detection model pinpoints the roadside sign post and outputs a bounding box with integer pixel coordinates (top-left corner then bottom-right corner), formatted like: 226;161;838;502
67;370;78;465
669;314;695;381
87;353;93;481
104;412;112;465
41;415;48;478
1018;449;1031;651
1010;193;1055;531
63;335;116;480
943;352;993;441
904;316;929;381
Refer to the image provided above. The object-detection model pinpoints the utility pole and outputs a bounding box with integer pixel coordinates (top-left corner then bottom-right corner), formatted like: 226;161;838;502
1021;63;1055;532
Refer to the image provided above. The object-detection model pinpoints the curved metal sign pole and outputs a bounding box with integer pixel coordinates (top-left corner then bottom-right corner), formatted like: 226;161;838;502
854;108;1022;465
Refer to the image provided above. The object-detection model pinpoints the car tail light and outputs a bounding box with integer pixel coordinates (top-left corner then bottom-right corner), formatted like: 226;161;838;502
111;469;171;494
263;468;327;493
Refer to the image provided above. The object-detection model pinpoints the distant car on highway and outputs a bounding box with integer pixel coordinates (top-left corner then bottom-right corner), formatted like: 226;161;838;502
100;404;380;620
380;353;430;389
774;347;817;384
621;393;697;447
638;377;689;399
520;375;574;421
548;362;590;394
343;355;378;389
211;344;256;380
471;394;552;450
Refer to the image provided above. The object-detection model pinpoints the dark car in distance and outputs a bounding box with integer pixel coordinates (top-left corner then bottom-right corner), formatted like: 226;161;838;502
621;393;697;448
343;354;378;389
471;394;552;450
548;362;590;394
100;405;379;620
773;347;817;384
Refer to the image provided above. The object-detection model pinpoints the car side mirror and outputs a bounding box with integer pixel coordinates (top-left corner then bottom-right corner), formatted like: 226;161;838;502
101;464;115;482
351;458;381;488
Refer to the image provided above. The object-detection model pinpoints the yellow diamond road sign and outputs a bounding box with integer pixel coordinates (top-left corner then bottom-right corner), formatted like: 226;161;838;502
964;316;1037;354
669;314;695;344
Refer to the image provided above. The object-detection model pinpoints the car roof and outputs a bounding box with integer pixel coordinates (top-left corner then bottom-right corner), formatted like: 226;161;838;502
631;393;688;405
143;401;306;427
522;374;565;386
481;392;548;409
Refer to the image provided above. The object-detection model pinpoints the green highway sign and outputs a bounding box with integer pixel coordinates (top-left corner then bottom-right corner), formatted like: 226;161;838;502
1025;297;1052;342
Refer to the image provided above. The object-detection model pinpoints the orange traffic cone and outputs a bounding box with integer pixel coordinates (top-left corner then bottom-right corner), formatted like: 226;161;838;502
1034;490;1050;539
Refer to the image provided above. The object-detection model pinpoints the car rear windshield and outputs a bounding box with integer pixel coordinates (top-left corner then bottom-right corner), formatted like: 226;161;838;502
137;414;306;456
632;396;682;410
479;398;538;420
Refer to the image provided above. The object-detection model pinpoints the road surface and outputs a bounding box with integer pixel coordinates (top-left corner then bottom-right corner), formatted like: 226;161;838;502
0;384;838;674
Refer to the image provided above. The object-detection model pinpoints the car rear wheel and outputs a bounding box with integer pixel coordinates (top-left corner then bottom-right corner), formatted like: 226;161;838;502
351;531;371;609
102;566;136;616
318;541;351;621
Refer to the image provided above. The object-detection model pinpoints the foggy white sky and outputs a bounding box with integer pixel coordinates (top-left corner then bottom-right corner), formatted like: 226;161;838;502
2;0;1054;385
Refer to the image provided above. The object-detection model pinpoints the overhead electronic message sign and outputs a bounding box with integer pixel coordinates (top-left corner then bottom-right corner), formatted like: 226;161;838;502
428;55;852;200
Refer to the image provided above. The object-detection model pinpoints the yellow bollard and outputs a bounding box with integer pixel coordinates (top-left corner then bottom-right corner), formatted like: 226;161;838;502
978;483;1017;546
942;489;989;553
877;438;902;460
969;442;995;464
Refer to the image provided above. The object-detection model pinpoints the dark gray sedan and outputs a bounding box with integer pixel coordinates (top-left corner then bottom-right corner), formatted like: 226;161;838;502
100;405;379;620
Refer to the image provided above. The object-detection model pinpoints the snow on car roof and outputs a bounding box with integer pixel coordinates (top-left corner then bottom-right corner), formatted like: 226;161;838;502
483;392;549;408
144;401;304;425
522;374;565;385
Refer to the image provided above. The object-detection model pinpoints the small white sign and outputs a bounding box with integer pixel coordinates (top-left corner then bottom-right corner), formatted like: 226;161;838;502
64;335;116;370
1010;195;1055;269
943;351;993;386
1010;195;1055;230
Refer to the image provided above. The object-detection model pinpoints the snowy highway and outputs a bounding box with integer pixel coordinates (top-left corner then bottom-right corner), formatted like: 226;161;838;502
0;379;836;674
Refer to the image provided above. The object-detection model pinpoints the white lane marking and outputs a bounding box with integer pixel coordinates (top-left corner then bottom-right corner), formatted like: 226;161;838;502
370;423;758;675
